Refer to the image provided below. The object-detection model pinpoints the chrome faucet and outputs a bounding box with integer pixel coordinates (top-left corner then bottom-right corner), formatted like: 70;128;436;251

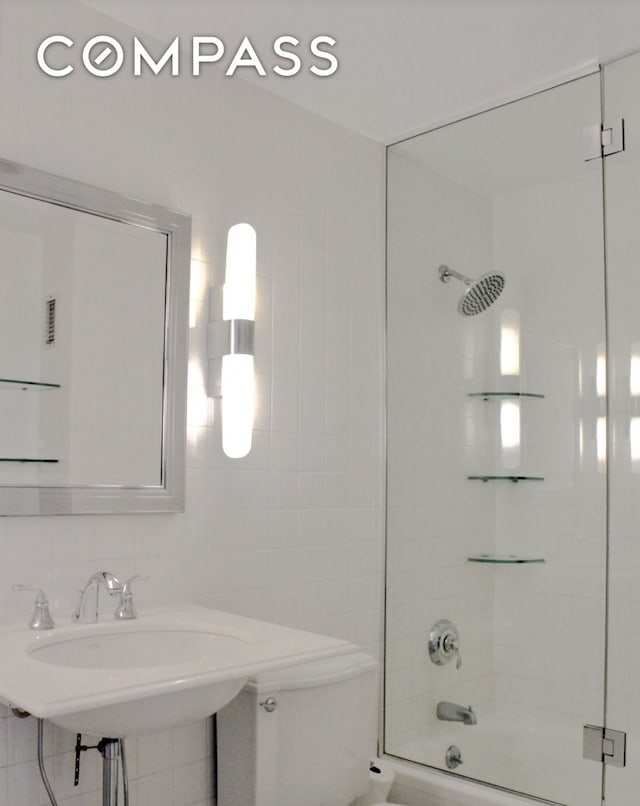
72;571;123;623
113;574;149;620
436;701;477;726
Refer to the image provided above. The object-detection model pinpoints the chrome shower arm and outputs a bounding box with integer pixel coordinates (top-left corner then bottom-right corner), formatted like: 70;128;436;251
438;265;471;285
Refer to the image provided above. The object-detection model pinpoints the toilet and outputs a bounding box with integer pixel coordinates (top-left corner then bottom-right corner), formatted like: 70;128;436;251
349;757;405;806
216;650;379;806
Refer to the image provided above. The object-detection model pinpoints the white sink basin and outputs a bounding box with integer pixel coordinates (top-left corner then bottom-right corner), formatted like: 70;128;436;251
0;605;353;738
29;629;242;669
24;626;248;735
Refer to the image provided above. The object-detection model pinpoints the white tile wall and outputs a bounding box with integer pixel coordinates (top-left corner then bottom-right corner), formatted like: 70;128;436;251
0;1;385;804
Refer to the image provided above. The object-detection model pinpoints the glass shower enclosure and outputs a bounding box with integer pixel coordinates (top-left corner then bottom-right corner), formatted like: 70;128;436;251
384;49;640;806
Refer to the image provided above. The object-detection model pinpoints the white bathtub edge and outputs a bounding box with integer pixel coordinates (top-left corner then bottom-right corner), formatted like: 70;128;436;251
383;755;552;806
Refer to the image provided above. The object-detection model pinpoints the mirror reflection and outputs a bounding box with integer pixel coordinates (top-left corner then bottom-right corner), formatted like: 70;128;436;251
0;160;190;514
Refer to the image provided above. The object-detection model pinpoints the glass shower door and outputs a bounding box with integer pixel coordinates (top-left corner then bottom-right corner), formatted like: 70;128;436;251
385;72;608;805
602;49;640;806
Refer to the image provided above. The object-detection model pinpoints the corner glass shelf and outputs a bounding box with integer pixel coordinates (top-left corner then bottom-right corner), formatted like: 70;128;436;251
468;392;544;400
0;377;60;390
0;458;59;464
468;475;544;482
468;554;545;564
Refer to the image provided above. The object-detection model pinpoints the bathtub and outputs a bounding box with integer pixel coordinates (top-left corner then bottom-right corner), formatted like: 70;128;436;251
382;710;602;806
385;760;541;806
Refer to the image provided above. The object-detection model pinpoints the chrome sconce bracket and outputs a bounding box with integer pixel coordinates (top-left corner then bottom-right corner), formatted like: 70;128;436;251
210;318;255;358
207;286;255;397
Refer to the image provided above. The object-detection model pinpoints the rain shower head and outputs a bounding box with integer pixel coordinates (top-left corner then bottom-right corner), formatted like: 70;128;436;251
438;265;505;317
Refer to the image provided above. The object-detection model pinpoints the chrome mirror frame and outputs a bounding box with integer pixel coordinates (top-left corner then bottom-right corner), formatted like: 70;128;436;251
0;158;190;515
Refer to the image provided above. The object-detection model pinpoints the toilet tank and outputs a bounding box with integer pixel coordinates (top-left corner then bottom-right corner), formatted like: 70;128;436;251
217;651;378;806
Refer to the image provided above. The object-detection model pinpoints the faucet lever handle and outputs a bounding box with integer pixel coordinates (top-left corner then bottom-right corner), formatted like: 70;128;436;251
114;574;149;620
13;584;55;630
13;583;46;599
443;633;462;670
122;573;149;594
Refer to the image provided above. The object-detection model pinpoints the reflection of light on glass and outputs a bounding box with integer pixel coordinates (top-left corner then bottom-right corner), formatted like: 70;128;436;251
597;350;606;398
631;347;640;396
500;309;520;376
578;357;583;398
597;417;606;465
501;400;520;469
578;419;584;465
465;414;476;446
189;258;206;329
631;418;640;469
187;360;210;444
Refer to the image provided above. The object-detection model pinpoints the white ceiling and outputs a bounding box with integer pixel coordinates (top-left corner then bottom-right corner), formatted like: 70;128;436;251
82;0;640;144
394;69;603;198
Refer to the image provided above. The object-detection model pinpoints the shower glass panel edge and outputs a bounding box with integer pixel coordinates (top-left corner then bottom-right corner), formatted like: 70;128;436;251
384;71;607;806
601;49;640;806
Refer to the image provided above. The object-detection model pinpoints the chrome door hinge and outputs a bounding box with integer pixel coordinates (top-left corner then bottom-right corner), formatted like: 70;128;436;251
583;724;626;767
584;119;625;161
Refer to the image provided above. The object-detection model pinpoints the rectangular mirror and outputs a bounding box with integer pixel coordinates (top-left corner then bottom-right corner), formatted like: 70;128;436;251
0;159;190;514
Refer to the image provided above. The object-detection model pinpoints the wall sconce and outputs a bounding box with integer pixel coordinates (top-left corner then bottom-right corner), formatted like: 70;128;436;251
208;223;256;458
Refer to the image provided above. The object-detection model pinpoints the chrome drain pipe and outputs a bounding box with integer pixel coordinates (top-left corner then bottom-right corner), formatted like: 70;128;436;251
101;738;120;806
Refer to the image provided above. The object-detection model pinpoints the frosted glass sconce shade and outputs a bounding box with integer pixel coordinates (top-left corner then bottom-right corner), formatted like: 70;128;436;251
224;223;256;321
223;223;256;458
222;354;255;458
207;223;257;459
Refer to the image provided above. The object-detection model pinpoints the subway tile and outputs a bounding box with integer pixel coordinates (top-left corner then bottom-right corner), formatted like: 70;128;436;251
131;770;174;806
172;720;211;767
173;759;212;805
137;731;173;778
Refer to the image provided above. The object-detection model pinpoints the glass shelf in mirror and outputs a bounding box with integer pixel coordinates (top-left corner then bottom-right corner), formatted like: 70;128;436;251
468;554;545;564
467;475;544;482
468;392;544;399
0;378;60;390
0;458;58;463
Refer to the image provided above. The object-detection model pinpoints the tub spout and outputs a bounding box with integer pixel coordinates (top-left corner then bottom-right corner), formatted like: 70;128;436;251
436;701;477;726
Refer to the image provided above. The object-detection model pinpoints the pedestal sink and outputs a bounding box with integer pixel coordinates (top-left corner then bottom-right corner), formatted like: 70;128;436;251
26;627;248;736
0;604;352;737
